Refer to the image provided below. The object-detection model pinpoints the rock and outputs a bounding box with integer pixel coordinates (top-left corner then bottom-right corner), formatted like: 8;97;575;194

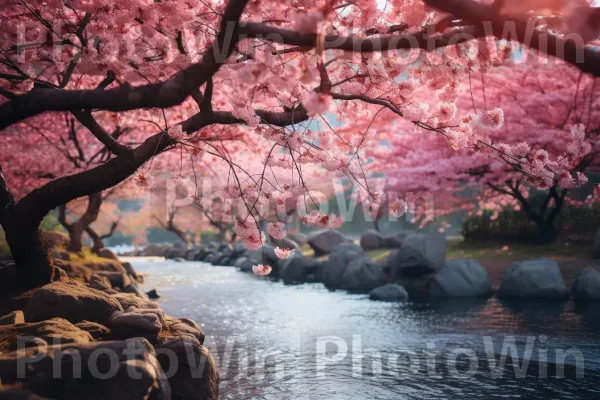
290;232;308;246
0;311;24;325
140;244;167;257
430;259;492;298
25;281;123;326
42;231;69;248
75;321;110;340
388;233;447;279
52;266;69;282
0;261;16;290
235;257;254;273
94;271;132;289
0;318;93;352
497;259;569;300
595;232;600;259
273;237;300;251
280;253;321;284
96;248;119;260
158;316;204;345
121;262;139;281
307;229;352;256
359;229;387;251
112;292;161;311
322;243;368;289
173;257;186;262
88;273;114;292
369;284;409;302
51;248;70;261
383;231;411;249
146;289;161;299
210;253;224;265
122;283;148;299
0;338;171;400
572;268;600;301
109;308;163;342
156;338;219;400
340;259;386;292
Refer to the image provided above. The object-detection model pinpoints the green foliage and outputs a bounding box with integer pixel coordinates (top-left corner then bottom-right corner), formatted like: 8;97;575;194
41;214;64;232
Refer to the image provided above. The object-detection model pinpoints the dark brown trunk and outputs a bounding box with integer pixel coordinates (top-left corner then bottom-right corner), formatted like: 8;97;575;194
59;192;103;252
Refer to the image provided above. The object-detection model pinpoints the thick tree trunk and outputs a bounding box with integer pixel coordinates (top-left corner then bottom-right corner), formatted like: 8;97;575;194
86;227;105;253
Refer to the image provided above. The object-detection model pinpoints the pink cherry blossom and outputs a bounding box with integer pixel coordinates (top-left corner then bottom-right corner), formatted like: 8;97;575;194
252;264;272;276
132;171;155;189
274;247;293;259
302;92;335;117
267;222;287;240
389;199;408;217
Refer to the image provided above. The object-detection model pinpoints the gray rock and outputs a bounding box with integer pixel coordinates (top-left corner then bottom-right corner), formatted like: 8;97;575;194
146;289;161;299
572;268;600;301
322;243;368;289
383;231;411;249
369;284;409;302
280;253;321;284
388;233;447;278
25;281;123;326
497;259;569;300
307;229;352;256
235;257;254;273
595;232;600;259
139;244;166;257
430;259;492;298
360;229;387;251
290;232;308;246
341;259;386;292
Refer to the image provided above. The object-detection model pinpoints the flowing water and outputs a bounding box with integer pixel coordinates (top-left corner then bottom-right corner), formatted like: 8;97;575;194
132;260;600;399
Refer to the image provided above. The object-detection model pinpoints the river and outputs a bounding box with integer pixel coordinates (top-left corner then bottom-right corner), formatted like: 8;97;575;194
132;259;600;399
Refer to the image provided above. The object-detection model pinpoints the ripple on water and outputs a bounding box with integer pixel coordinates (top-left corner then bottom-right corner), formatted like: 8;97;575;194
133;260;600;400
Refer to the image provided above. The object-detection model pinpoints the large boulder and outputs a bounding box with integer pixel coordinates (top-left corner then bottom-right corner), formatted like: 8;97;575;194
75;321;110;340
156;338;219;400
0;318;93;352
307;229;352;256
0;338;171;400
322;243;368;289
157;316;205;345
139;244;166;257
25;281;123;326
595;231;600;259
109;308;163;342
572;268;600;301
369;284;409;302
234;257;254;273
112;292;161;311
340;259;386;292
290;232;308;246
279;253;321;284
388;233;447;279
430;259;492;298
497;259;569;300
359;229;387;251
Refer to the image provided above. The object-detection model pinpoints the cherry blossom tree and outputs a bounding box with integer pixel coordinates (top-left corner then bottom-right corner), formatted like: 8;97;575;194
1;0;600;288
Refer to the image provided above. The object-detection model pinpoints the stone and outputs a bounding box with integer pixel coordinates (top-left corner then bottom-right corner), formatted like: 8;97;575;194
383;231;411;249
0;318;93;352
109;308;163;342
322;243;368;289
74;321;110;340
0;338;171;400
112;292;161;311
88;273;114;292
290;232;308;246
122;283;148;299
234;257;254;273
156;338;219;400
146;289;161;299
595;231;600;259
430;259;492;298
340;259;386;292
572;268;600;301
121;262;140;281
497;259;569;300
158;316;204;345
42;231;69;248
51;248;70;261
359;229;387;251
369;284;409;302
279;253;321;285
139;244;166;257
25;281;123;326
388;233;447;279
307;229;352;256
96;248;119;260
0;311;24;326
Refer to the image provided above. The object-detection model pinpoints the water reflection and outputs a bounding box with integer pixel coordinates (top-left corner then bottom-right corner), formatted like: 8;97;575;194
134;260;600;399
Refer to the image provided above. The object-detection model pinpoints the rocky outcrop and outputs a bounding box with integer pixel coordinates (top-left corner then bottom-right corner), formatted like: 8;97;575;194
430;259;492;298
572;268;600;301
0;338;171;400
340;259;386;292
388;233;447;279
0;311;24;325
25;281;123;326
96;248;119;260
75;321;110;340
322;243;368;289
369;284;409;302
497;259;569;300
383;231;411;249
0;318;93;352
307;229;352;256
359;229;387;251
139;244;168;257
109;308;163;342
42;231;69;248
